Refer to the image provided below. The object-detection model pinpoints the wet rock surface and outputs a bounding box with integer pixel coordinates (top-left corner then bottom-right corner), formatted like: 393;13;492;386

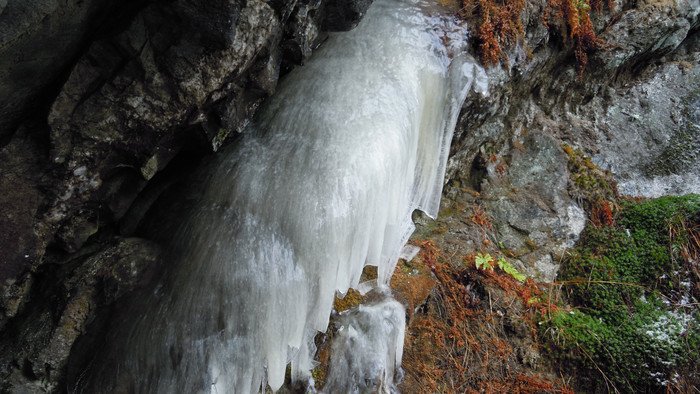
0;0;699;390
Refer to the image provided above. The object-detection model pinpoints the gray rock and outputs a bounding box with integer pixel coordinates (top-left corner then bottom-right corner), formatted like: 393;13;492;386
596;1;696;70
0;123;45;327
42;0;328;259
281;0;324;67
322;0;373;31
0;238;161;392
483;132;583;281
1;0;699;389
446;0;699;282
588;52;700;196
0;0;126;139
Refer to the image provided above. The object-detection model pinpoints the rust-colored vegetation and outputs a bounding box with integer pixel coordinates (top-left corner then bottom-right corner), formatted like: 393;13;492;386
544;0;608;76
459;0;526;66
391;258;438;320
669;213;700;299
470;205;494;232
397;240;573;393
453;0;608;76
590;199;615;227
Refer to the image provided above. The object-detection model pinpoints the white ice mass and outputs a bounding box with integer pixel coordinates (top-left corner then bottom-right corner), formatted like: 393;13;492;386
80;0;487;392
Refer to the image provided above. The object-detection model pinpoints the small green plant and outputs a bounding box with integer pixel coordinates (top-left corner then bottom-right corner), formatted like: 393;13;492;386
400;241;569;392
475;253;526;281
497;257;526;281
475;252;494;270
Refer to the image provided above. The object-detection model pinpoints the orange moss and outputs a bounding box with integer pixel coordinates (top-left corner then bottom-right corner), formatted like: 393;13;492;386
562;145;575;157
496;163;507;175
333;288;365;312
590;199;615;227
399;241;571;393
513;140;526;152
544;0;608;77
312;345;331;389
391;260;437;320
460;0;526;66
470;205;494;232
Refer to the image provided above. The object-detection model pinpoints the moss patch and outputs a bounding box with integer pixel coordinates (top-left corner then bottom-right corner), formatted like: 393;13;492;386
564;144;618;203
544;195;700;392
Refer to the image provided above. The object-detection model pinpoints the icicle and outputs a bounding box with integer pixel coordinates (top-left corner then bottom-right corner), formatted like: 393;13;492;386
322;294;406;394
80;0;487;392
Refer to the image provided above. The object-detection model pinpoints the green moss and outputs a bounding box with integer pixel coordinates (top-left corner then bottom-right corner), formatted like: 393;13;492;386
650;127;700;176
212;127;232;151
563;144;618;209
333;288;365;312
311;365;327;387
544;195;700;391
549;295;699;392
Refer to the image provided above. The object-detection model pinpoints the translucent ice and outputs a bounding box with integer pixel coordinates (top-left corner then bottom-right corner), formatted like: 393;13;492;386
323;295;406;393
79;0;486;392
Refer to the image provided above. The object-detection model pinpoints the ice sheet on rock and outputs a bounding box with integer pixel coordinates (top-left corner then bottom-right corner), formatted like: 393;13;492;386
323;295;406;394
78;0;487;392
399;245;421;262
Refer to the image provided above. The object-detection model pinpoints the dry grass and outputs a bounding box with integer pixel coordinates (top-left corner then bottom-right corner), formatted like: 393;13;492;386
451;0;609;76
459;0;526;66
397;240;573;393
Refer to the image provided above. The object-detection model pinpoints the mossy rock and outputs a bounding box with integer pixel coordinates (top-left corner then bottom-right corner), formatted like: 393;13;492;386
545;194;700;392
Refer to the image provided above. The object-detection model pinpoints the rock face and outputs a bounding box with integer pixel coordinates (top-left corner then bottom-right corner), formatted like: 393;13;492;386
0;0;698;390
0;0;130;139
443;0;699;280
0;0;373;391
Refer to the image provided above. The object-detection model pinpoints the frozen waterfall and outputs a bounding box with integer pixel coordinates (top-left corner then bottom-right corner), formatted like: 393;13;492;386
79;0;487;392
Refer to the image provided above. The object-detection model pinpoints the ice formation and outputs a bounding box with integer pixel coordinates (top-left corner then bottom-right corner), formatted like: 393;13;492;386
80;0;487;392
323;296;406;393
